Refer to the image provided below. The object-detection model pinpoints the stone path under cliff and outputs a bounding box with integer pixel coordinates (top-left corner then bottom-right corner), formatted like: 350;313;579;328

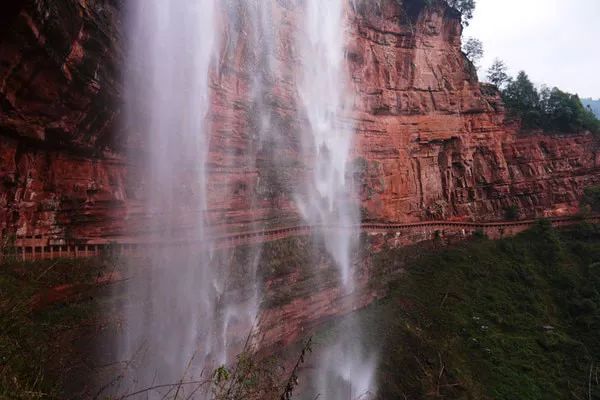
8;215;599;262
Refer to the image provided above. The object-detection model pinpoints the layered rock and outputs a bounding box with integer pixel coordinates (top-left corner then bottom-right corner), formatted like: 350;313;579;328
348;2;599;221
0;0;598;242
0;0;128;240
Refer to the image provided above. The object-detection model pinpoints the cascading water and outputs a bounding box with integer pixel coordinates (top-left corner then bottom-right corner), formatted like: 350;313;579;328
115;1;272;397
117;0;226;396
296;0;357;287
113;0;376;398
296;1;377;398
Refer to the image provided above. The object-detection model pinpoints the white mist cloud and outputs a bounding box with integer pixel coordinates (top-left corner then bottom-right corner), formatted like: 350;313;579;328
465;0;600;98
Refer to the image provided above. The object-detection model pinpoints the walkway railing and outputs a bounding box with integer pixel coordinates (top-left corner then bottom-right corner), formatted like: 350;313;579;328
5;215;599;262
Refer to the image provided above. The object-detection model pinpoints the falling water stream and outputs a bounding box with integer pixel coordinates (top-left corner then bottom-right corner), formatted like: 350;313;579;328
116;0;376;398
296;1;376;399
296;0;357;286
119;0;227;395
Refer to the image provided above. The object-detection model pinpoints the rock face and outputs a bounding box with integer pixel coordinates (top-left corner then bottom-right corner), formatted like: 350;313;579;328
0;0;598;241
348;1;599;222
0;0;127;240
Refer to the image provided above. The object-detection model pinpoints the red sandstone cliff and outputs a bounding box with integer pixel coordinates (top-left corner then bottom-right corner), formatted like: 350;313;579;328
348;1;599;222
0;0;127;240
1;0;598;243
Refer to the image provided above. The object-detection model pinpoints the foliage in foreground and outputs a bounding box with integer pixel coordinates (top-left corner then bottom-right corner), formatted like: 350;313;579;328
108;337;311;400
361;221;600;399
4;221;600;399
0;257;108;399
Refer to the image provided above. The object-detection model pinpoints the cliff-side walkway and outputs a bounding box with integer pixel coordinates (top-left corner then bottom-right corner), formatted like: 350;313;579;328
7;215;599;261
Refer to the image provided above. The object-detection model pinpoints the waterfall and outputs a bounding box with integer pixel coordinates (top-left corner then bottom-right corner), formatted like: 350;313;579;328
114;0;376;398
296;1;376;398
117;0;227;396
296;0;357;287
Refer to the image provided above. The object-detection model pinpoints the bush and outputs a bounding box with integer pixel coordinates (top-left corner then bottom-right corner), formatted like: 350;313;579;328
473;229;487;239
540;87;600;133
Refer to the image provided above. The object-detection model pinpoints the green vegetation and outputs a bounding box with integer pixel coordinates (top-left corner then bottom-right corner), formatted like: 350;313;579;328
4;221;600;399
502;71;543;129
485;62;600;134
384;0;476;27
0;258;107;399
358;221;600;399
487;59;510;89
462;37;484;68
445;0;475;24
539;86;600;133
424;0;475;25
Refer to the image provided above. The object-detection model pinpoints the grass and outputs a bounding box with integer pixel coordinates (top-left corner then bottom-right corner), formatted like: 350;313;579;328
357;220;600;399
0;257;108;399
2;221;600;399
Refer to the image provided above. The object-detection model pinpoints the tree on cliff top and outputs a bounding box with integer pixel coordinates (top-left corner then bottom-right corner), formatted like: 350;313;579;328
540;87;600;133
423;0;476;26
446;0;476;25
502;71;542;128
487;58;510;89
501;70;600;134
462;37;484;68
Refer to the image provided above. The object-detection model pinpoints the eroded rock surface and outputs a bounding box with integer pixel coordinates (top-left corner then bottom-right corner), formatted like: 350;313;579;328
1;0;598;241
